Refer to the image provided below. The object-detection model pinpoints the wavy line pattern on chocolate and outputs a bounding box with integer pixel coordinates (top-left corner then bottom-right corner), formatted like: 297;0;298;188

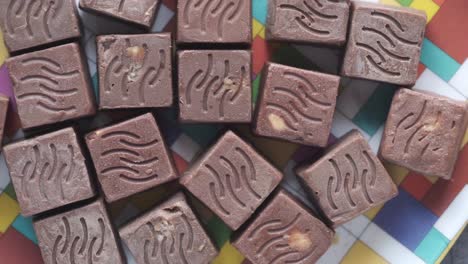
278;4;330;35
303;0;338;20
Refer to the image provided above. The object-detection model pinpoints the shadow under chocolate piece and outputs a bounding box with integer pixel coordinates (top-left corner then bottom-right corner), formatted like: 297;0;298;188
380;89;468;180
34;199;125;264
178;50;252;123
342;2;426;86
85;113;177;203
97;33;173;109
266;0;350;46
232;190;333;264
296;130;398;227
254;62;339;147
120;192;218;264
0;95;8;150
180;130;283;230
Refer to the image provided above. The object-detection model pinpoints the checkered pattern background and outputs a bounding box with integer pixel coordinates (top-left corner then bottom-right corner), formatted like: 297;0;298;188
0;0;467;263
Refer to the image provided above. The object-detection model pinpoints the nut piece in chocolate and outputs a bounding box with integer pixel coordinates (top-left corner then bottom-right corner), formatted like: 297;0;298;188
380;89;468;179
97;33;173;109
341;2;426;86
0;0;81;53
34;199;125;264
266;0;350;46
296;130;398;226
86;113;177;203
180;130;283;230
6;43;96;130
232;190;333;264
4;127;96;217
120;193;218;264
178;50;252;123
254;62;339;147
0;95;8;150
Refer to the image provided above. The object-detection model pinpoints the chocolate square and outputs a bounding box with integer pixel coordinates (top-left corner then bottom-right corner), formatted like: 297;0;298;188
34;199;125;264
180;130;283;230
341;2;426;86
0;95;8;150
254;62;339;147
232;190;333;264
97;33;173;109
4;127;95;217
120;193;218;264
178;50;252;123
0;0;81;53
380;89;468;179
177;0;252;44
266;0;350;46
6;43;96;130
85;113;177;203
296;130;398;226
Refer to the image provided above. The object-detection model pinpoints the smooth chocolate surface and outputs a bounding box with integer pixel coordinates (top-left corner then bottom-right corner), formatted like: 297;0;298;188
177;0;252;44
120;193;218;264
380;89;468;179
180;130;283;230
0;0;81;53
232;190;333;264
6;43;96;129
97;33;173;109
85;113;177;203
254;62;339;147
34;199;125;264
296;130;398;226
0;95;8;150
266;0;350;46
4;127;95;217
178;50;252;123
342;2;426;86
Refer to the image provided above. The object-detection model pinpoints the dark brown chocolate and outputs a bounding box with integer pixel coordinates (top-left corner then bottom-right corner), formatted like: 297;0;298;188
178;50;252;123
85;113;177;203
4;127;96;217
0;95;8;150
266;0;350;46
180;130;283;230
6;43;96;130
120;192;218;264
97;33;173;109
380;89;468;180
341;2;426;86
254;62;339;147
232;190;333;264
296;130;398;226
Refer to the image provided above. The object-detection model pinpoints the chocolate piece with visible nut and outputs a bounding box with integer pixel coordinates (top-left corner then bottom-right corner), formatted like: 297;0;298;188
120;192;218;264
6;43;96;130
232;190;333;264
180;130;283;230
0;95;8;150
85;113;177;203
254;62;339;147
97;33;173;109
178;50;252;123
341;2;426;86
380;89;468;179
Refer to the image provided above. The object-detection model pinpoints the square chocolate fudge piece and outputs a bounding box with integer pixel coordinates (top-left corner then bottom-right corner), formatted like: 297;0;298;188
85;113;177;203
0;0;81;53
6;43;96;130
4;127;95;217
97;33;173;109
178;50;252;123
232;190;333;264
266;0;350;46
34;199;125;264
79;0;161;28
380;89;468;179
341;2;426;86
296;130;398;226
180;130;283;230
0;95;8;149
254;62;339;147
177;0;251;44
120;193;218;264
